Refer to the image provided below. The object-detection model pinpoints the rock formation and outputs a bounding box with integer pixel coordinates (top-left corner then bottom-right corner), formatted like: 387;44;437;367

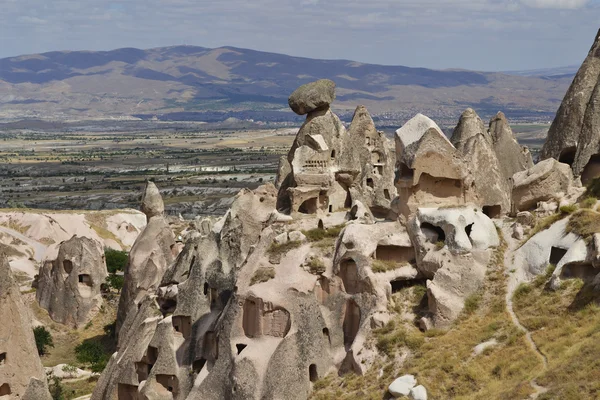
395;114;475;215
0;254;52;400
541;29;600;183
36;236;108;328
277;82;396;218
116;181;176;339
511;158;574;213
488;112;533;181
451;108;510;216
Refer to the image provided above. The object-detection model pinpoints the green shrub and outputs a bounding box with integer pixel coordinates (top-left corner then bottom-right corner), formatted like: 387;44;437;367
302;225;344;242
371;259;398;273
307;258;326;275
513;283;532;301
250;267;276;286
267;240;302;256
104;248;128;273
48;373;65;400
74;340;110;373
586;177;600;198
106;274;124;292
581;197;598;209
33;326;54;356
559;204;578;214
463;293;482;315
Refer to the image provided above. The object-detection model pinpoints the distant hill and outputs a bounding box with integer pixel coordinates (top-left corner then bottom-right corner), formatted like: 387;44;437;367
0;45;574;122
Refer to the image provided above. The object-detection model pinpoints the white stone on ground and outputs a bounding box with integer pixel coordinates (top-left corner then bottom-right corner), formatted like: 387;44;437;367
388;374;417;397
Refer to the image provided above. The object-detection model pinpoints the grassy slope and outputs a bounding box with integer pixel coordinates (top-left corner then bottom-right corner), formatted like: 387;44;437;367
311;234;541;400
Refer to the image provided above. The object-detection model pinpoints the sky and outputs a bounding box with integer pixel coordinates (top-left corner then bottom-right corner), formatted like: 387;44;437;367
1;0;599;71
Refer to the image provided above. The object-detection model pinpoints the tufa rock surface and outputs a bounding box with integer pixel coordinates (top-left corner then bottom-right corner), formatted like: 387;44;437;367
488;112;533;181
288;79;336;115
116;181;176;339
0;254;52;400
36;236;108;328
541;29;600;178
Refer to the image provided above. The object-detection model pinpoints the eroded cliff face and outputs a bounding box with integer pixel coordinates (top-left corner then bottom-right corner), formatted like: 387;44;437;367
91;80;546;400
0;254;52;400
541;29;600;184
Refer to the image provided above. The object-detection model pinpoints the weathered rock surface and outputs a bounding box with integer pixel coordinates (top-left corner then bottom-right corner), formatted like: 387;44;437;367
395;114;474;216
288;79;336;115
409;207;498;327
511;158;574;213
116;181;176;338
542;29;600;175
488;112;533;180
451;108;510;216
388;375;417;397
36;236;107;328
0;254;52;400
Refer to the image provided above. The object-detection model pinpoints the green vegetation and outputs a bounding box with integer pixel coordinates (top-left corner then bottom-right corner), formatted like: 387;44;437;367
104;248;128;273
48;373;65;400
302;225;344;242
580;197;598;209
371;259;401;273
74;339;111;373
34;326;54;356
585;177;600;198
559;204;578;214
105;274;124;293
267;240;302;256
565;209;600;241
306;258;326;275
250;267;276;286
463;292;482;315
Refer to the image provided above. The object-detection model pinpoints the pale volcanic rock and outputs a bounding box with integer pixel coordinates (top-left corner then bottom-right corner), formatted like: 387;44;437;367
0;254;52;400
36;236;108;328
288;79;336;115
488;112;533;181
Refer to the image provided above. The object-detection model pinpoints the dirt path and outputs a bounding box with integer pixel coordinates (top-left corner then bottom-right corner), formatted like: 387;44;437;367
501;224;548;399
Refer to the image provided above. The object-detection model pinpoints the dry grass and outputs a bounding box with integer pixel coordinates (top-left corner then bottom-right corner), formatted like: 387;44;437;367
311;234;540;400
267;240;302;256
307;258;326;275
565;209;600;241
250;267;276;285
302;225;344;242
514;271;600;399
372;259;405;273
61;376;100;400
521;212;566;245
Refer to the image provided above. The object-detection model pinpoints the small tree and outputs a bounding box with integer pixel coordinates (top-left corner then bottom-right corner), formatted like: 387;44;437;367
47;372;65;400
106;274;124;293
75;340;109;373
104;249;128;274
33;326;54;356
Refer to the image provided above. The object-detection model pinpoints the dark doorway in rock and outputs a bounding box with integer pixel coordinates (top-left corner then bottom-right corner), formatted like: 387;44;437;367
366;178;374;188
323;328;331;345
309;364;318;382
390;278;427;294
78;274;92;286
172;315;192;339
549;246;568;265
560;262;597;282
331;150;336;159
236;343;247;355
329;204;333;213
0;384;9;396
465;223;474;238
0;353;5;365
193;358;207;374
63;259;73;274
582;154;600;185
421;222;445;243
159;299;177;315
203;282;208;296
375;245;415;264
242;298;260;338
339;259;360;294
559;146;577;166
156;374;178;395
117;383;139;400
399;163;414;180
482;205;502;219
343;299;361;349
299;197;318;214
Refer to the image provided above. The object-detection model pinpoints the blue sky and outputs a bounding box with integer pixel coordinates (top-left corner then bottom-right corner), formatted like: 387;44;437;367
1;0;598;71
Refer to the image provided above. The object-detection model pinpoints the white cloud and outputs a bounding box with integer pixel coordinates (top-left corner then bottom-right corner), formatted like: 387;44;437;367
520;0;589;8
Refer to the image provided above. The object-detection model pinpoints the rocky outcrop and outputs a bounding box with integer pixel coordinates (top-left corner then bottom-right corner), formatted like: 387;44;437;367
0;254;52;400
408;207;498;328
116;181;176;339
36;236;107;328
288;79;336;115
488;112;533;181
278;81;396;218
511;158;574;213
395;114;475;216
451;109;510;216
541;29;600;177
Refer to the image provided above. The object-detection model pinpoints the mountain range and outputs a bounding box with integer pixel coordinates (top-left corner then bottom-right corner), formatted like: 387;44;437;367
0;45;575;122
